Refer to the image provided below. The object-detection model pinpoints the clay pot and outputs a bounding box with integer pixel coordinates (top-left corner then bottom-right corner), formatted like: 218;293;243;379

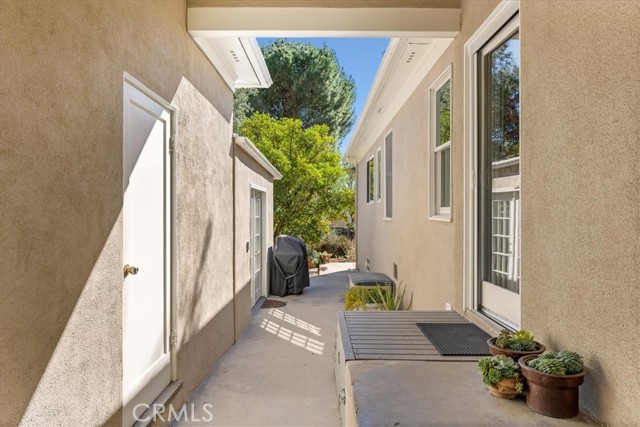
307;260;315;269
488;377;521;399
487;337;546;361
518;355;586;418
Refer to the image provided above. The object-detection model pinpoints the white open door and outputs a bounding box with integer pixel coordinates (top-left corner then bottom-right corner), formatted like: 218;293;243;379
122;76;174;426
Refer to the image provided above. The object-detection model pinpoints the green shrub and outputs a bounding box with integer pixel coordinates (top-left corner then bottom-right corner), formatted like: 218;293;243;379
343;286;390;310
307;248;320;266
316;235;353;258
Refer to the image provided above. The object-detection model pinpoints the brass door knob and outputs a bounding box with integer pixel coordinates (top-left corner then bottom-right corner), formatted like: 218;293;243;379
123;264;139;278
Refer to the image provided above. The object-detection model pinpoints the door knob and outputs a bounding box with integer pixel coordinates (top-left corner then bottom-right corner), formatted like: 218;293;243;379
123;264;139;278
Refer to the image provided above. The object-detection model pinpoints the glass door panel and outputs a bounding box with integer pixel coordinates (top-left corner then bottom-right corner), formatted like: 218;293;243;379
478;21;521;327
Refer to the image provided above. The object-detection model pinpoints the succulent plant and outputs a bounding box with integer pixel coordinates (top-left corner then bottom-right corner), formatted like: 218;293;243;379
494;329;539;351
556;350;584;374
527;350;584;375
534;358;566;375
478;355;523;393
538;351;558;359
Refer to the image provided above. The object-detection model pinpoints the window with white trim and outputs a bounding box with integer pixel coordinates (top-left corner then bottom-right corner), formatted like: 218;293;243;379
429;67;452;220
384;132;393;218
376;148;382;202
366;157;375;203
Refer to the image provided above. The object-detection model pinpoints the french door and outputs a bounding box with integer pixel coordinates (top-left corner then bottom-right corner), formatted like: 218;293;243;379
250;189;264;306
477;16;521;328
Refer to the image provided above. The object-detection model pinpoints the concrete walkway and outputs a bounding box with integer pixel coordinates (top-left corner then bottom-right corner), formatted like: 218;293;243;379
173;262;355;427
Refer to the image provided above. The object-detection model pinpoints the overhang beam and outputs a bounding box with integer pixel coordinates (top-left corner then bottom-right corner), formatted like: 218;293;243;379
188;7;460;38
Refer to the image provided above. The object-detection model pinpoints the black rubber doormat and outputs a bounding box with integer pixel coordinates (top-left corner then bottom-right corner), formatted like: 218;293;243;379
416;323;491;356
260;299;287;309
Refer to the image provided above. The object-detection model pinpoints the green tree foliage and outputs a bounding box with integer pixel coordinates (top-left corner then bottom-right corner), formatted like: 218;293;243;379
233;88;256;133
240;114;354;244
437;80;451;144
235;40;356;143
489;38;520;161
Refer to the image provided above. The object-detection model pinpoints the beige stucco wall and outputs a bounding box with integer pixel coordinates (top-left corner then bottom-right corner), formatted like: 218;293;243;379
355;1;639;425
355;0;500;312
520;2;640;425
0;1;236;425
234;149;275;338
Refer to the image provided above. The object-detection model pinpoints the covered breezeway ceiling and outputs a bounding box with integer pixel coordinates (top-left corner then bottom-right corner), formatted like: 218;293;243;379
187;1;461;147
187;2;460;88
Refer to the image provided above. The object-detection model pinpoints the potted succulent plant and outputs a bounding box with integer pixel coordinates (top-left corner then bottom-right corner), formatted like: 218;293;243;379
487;329;546;361
320;251;332;264
307;248;320;269
477;355;524;399
519;351;585;418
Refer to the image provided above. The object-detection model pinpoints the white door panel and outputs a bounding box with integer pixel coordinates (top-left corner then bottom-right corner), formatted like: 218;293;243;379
123;80;172;426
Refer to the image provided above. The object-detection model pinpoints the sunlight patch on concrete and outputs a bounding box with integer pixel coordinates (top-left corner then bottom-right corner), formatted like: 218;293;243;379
259;318;325;355
267;308;322;336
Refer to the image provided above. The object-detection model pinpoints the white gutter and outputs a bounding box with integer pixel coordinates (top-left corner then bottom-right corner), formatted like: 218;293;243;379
233;135;283;180
343;38;398;162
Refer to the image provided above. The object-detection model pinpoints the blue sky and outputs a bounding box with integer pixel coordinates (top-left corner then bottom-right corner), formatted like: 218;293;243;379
258;38;390;154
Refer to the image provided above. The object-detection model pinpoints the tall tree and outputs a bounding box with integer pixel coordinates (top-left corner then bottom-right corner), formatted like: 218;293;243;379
235;40;356;143
240;113;354;244
490;40;520;161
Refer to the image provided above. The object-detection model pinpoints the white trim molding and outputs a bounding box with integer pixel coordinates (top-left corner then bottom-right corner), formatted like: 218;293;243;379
463;0;519;317
345;37;456;162
234;135;283;180
189;36;272;90
428;64;452;221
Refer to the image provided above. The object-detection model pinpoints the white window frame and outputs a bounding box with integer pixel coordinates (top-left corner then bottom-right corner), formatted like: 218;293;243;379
429;65;453;221
366;156;375;204
383;130;393;220
463;0;520;320
376;148;382;203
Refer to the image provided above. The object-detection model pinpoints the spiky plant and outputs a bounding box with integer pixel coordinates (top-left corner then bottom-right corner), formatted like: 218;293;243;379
494;329;538;351
534;358;566;375
556;351;584;374
527;350;584;375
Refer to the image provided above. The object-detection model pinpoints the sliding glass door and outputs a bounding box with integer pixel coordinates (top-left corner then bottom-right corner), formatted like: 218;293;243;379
478;17;521;327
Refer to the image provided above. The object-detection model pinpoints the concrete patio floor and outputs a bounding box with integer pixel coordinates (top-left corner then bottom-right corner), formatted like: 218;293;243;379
174;261;602;427
172;262;355;427
348;360;603;427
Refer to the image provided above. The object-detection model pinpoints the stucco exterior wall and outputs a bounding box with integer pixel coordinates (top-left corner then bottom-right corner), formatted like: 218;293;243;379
520;2;640;425
355;1;639;425
355;0;500;312
234;150;275;338
0;1;235;425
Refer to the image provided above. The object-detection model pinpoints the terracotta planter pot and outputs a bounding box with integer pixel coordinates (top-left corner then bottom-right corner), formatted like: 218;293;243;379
488;377;521;399
518;355;586;418
320;255;331;264
487;337;546;361
307;260;315;269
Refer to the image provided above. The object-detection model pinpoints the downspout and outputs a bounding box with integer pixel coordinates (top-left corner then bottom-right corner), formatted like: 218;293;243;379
232;134;237;343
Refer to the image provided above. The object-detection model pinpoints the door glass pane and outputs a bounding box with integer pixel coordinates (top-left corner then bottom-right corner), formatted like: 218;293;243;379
482;31;520;294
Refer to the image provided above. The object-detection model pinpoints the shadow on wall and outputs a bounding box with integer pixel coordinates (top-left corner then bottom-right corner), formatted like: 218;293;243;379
3;75;232;426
